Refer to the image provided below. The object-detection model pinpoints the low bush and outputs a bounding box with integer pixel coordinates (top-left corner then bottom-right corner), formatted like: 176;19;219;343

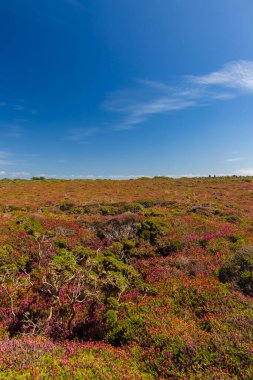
218;245;253;295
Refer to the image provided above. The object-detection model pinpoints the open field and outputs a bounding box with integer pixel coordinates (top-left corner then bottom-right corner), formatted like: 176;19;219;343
0;177;252;379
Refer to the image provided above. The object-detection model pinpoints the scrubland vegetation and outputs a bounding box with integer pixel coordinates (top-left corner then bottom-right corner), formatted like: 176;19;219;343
0;176;252;379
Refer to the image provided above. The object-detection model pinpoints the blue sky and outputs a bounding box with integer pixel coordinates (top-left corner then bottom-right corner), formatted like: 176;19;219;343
1;0;253;178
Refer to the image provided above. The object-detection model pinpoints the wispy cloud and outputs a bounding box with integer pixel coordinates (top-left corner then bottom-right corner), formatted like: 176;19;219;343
0;158;27;166
0;151;17;166
0;124;23;138
0;151;11;159
190;60;253;91
103;80;201;130
24;173;152;180
0;151;38;169
66;127;100;142
9;171;30;178
103;60;253;130
0;160;14;166
234;168;253;176
226;157;245;162
0;171;31;178
0;98;38;116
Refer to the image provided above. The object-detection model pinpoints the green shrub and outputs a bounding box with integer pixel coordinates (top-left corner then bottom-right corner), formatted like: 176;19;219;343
31;176;46;180
106;309;118;327
106;313;145;346
124;239;136;250
107;297;120;309
53;237;67;248
99;206;117;215
157;239;182;256
139;219;168;244
218;245;253;295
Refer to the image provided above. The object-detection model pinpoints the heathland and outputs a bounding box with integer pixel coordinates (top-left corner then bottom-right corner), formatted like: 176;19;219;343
0;177;252;379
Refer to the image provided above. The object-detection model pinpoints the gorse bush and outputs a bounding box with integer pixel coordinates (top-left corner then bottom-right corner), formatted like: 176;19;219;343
218;245;253;295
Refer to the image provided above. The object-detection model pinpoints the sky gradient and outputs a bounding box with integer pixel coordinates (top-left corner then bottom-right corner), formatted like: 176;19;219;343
1;0;253;179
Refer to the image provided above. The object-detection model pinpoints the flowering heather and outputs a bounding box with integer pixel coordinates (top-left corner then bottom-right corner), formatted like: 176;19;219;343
0;177;252;379
0;337;152;379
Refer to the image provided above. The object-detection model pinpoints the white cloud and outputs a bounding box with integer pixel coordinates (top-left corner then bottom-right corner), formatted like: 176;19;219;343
190;60;253;91
10;172;30;178
226;157;245;162
234;168;253;176
0;124;22;138
0;151;37;169
0;170;30;178
103;81;201;130
0;151;11;158
0;160;15;166
28;174;151;180
107;174;151;179
66;127;99;142
0;151;14;165
166;173;214;178
103;60;253;130
0;98;38;117
211;92;236;100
